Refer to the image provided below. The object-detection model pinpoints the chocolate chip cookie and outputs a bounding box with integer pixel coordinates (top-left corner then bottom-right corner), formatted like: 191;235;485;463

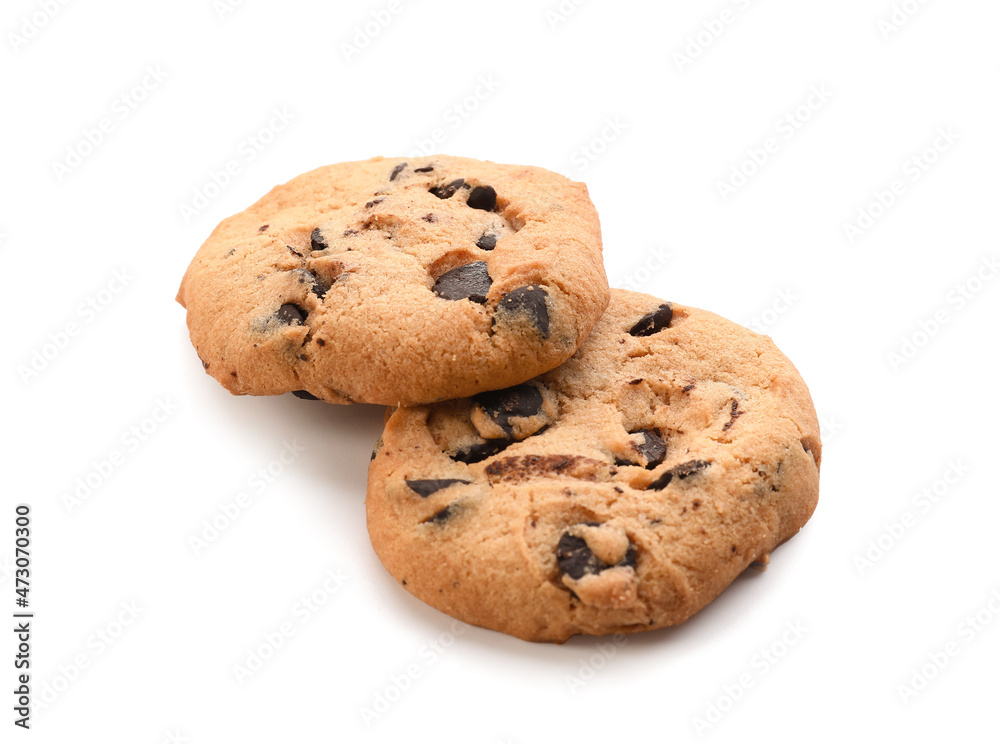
177;156;608;406
366;290;821;642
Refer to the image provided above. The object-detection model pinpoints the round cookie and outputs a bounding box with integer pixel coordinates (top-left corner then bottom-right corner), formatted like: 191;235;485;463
366;289;821;642
176;156;608;406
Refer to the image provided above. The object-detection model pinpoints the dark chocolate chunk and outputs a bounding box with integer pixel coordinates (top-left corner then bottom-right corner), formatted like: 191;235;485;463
433;262;492;303
390;162;407;181
556;534;602;580
290;268;330;300
414;165;434;173
629;303;673;337
647;459;711;490
556;529;636;580
635;429;666;468
310;228;328;252
496;286;550;338
292;390;320;400
425;505;454;524
406;479;471;498
276;304;307;325
722;400;744;431
476;233;497;250
473;384;543;437
452;440;509;464
467;185;497;211
429;178;465;199
616;429;667;468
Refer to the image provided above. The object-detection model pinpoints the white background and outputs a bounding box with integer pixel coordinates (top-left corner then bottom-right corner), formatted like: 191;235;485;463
3;0;999;741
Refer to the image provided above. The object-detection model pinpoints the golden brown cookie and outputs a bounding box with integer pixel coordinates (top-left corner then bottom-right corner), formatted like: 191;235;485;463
366;290;821;642
177;156;608;406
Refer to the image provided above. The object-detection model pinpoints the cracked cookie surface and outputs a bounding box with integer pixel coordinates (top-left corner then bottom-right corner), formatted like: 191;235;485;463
366;289;821;642
176;155;608;406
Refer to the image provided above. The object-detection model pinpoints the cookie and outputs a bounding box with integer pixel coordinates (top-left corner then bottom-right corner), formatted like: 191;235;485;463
176;156;608;406
366;289;821;642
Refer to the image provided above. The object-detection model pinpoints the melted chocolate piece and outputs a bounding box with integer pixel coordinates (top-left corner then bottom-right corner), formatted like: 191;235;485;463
647;459;711;490
276;304;307;325
429;178;465;199
467;185;497;211
452;440;510;464
629;304;673;337
433;262;492;303
310;228;328;252
406;479;470;498
390;162;407;181
473;384;544;437
496;286;550;337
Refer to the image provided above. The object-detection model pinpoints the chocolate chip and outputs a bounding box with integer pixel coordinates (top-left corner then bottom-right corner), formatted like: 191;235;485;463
429;178;465;199
310;228;328;252
556;530;636;580
617;429;667;468
424;505;454;524
635;430;666;468
433;262;492;303
647;459;711;490
390;162;407;181
452;440;509;464
406;479;471;498
414;166;434;173
276;304;307;325
722;400;744;431
629;303;673;337
476;233;497;250
292;390;320;400
467;185;497;211
556;534;601;580
290;268;329;300
496;286;550;337
473;384;543;437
